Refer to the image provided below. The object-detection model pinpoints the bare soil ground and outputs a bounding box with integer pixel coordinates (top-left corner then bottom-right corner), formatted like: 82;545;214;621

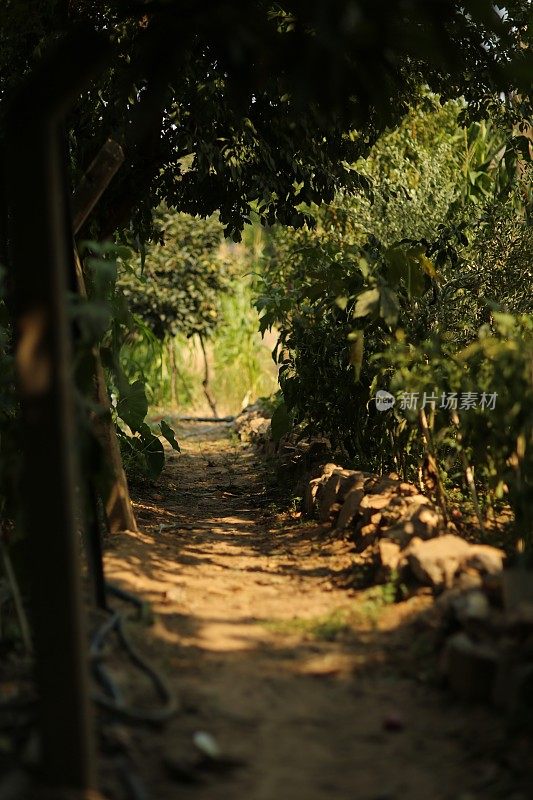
102;421;532;800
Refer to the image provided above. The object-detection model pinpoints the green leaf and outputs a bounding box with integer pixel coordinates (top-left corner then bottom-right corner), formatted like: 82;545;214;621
72;299;112;343
270;401;292;443
117;380;148;432
134;425;165;478
86;257;118;298
159;419;181;452
379;286;400;327
353;288;380;318
386;245;425;297
357;257;370;279
348;330;364;381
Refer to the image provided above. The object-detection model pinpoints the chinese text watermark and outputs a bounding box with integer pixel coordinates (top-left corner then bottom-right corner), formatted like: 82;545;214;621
374;389;498;412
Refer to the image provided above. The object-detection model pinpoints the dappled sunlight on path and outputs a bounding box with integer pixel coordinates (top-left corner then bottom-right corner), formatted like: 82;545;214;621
103;422;530;800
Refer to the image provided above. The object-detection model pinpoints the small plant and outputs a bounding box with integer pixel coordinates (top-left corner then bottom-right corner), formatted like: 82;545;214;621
353;576;400;627
262;609;353;641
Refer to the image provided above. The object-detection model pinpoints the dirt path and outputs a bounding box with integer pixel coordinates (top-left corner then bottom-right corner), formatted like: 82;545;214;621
103;422;530;800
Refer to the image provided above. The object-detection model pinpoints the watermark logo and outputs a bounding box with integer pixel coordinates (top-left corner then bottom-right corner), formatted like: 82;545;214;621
375;389;396;412
373;389;498;412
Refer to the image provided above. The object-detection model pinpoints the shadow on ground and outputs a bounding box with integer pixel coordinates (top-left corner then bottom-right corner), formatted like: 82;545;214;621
100;422;532;800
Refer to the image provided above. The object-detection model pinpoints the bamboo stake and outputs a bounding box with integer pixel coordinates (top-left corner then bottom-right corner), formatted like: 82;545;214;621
451;409;485;534
419;407;450;524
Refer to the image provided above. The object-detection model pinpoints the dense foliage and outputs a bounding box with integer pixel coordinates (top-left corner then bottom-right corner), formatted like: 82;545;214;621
0;1;530;248
118;209;230;340
256;96;533;552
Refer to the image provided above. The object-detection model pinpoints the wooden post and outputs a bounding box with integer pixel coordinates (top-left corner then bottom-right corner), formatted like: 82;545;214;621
73;249;138;533
5;29;111;796
70;137;138;533
72;138;124;236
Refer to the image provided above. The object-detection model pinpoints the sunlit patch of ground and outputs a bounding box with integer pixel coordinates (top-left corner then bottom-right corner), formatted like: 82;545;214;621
102;421;532;800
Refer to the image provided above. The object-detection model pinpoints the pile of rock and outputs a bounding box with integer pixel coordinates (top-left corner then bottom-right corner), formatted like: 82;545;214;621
305;463;533;723
234;404;271;444
436;571;533;721
305;463;507;587
235;406;334;471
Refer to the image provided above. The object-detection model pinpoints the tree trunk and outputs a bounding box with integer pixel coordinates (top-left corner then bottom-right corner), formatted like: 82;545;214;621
198;334;218;418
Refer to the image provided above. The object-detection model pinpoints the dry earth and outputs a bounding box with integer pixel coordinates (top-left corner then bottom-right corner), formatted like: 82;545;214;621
101;421;532;800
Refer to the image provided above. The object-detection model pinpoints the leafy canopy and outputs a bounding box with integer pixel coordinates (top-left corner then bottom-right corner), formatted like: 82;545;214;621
0;1;530;243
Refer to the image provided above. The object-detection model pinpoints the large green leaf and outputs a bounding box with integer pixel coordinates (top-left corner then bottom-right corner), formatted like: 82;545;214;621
159;419;181;452
270;401;292;443
134;423;165;478
117;380;148;432
386;245;425;298
380;286;400;327
353;288;380;318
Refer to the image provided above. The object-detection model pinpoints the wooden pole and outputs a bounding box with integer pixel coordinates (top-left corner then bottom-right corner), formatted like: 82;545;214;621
73;249;138;533
5;29;111;796
72;138;124;235
70;137;137;533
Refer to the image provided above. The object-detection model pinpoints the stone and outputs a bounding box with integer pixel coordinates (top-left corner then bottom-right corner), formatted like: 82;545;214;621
381;523;416;549
367;477;402;495
377;540;401;572
453;569;484;592
442;632;498;701
355;523;379;548
379;494;441;541
414;506;441;530
363;476;379;491
322;463;340;477
335;487;364;530
318;472;364;522
318;472;344;522
337;474;365;503
381;501;444;548
389;493;430;509
303;477;322;515
313;471;337;510
403;534;472;589
398;482;419;496
464;545;505;576
452;589;491;628
360;494;395;511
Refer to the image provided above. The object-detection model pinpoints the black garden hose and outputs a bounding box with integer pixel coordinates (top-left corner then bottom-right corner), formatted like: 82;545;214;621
0;582;177;726
89;582;178;726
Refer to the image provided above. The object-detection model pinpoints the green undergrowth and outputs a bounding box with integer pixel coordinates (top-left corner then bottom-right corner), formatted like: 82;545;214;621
261;577;400;640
